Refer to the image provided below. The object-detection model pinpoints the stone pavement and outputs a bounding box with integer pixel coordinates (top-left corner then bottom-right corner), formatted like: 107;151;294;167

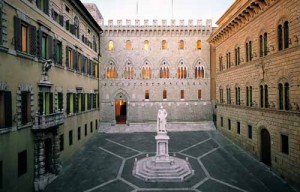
45;130;295;192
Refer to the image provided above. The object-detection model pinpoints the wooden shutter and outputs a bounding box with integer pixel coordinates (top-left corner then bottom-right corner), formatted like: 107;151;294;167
51;8;54;19
37;30;42;59
73;50;77;70
81;93;85;111
66;93;70;114
66;46;70;68
73;93;77;113
49;92;53;114
14;16;21;51
53;38;57;63
4;92;12;127
29;25;37;56
38;92;43;115
59;15;64;26
48;35;53;60
44;0;49;15
81;55;85;73
93;94;96;108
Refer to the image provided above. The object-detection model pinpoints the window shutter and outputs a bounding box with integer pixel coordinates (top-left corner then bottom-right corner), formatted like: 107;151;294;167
93;94;96;108
48;35;53;60
70;24;75;35
29;25;37;56
14;16;21;51
66;93;70;114
38;92;43;115
58;92;63;111
73;93;77;113
81;93;85;111
49;92;53;114
51;8;54;19
66;46;69;68
44;0;49;15
4;91;12;127
59;15;64;26
53;39;57;63
81;56;86;73
73;50;77;70
37;30;42;59
36;0;40;8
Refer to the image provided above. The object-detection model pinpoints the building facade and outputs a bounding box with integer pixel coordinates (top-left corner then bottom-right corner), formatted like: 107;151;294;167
0;0;101;191
209;0;300;189
99;19;213;125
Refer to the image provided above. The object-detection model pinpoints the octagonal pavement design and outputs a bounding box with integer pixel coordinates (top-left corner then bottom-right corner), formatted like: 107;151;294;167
45;130;295;192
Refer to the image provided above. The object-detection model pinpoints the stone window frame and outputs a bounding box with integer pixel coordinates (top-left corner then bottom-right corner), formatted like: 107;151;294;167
123;59;135;79
258;29;268;57
225;50;231;69
176;59;188;79
141;59;152;80
259;81;269;109
226;85;231;104
245;37;253;62
16;84;34;129
0;80;12;132
235;84;241;105
277;77;290;111
194;60;205;79
234;44;241;66
0;0;8;50
106;60;118;79
276;17;290;51
245;83;253;107
280;133;289;155
159;60;170;79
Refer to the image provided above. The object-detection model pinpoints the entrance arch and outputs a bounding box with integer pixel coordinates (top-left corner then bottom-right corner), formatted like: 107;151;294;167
112;89;129;125
261;128;271;166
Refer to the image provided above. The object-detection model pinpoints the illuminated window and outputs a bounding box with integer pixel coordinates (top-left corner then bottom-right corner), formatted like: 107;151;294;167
142;67;152;80
108;40;114;51
179;40;184;49
163;90;167;99
180;90;184;99
124;67;134;79
195;66;204;79
177;67;187;79
162;40;167;49
106;66;117;79
197;40;202;49
145;90;149;100
21;24;28;53
160;67;169;78
144;40;149;50
198;89;202;99
126;40;132;50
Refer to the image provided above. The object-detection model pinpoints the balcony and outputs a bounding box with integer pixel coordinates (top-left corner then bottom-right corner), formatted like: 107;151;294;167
33;111;64;130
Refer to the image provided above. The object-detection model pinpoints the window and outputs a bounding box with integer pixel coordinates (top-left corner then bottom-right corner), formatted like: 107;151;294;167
59;134;64;151
180;90;184;99
228;119;231;130
18;150;27;176
237;122;240;134
235;87;240;105
38;92;53;115
260;84;268;108
144;40;149;50
198;89;202;100
66;93;75;114
126;40;132;50
178;40;184;49
246;86;253;107
66;20;70;31
248;125;252;139
90;121;93;133
279;82;290;110
265;85;268;108
21;24;28;52
145;90;149;100
0;9;2;45
21;92;31;124
226;52;231;69
163;90;167;99
142;67;152;80
235;47;240;65
177;67;187;79
69;130;73;146
220;117;223;127
65;5;70;13
66;46;73;69
160;67;169;78
124;67;134;79
162;40;167;49
78;127;81;140
259;33;268;57
51;9;64;26
74;17;80;39
85;124;87;136
245;41;252;62
108;40;114;51
41;34;47;59
54;40;62;65
195;66;204;79
281;134;289;154
36;0;49;15
0;91;12;128
219;88;224;103
219;56;223;71
278;21;289;51
197;40;202;49
226;87;231;104
57;92;63;112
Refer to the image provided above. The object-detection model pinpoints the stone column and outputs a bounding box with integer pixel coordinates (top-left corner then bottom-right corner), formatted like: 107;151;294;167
38;141;46;176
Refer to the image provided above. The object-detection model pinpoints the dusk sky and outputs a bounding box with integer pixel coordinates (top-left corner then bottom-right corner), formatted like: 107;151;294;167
81;0;235;26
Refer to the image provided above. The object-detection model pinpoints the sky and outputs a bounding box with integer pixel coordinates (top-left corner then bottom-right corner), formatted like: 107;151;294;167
81;0;235;26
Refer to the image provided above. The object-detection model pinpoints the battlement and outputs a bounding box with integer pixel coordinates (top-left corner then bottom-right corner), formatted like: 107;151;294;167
99;19;212;28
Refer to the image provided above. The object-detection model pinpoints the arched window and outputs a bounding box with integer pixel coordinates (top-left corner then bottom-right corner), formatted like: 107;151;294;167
260;83;268;108
245;40;252;62
195;66;204;79
259;33;268;57
126;40;132;50
144;40;149;50
162;40;167;50
160;67;169;78
246;86;253;106
278;81;290;110
235;86;240;105
278;20;289;51
74;16;80;39
142;67;152;80
226;86;231;104
226;52;231;68
235;46;240;65
177;67;187;79
108;40;114;51
219;56;223;71
178;40;184;49
106;66;117;79
124;66;134;79
197;40;202;49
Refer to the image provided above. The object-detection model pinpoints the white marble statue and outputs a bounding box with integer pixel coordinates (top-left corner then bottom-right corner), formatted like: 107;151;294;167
157;106;167;133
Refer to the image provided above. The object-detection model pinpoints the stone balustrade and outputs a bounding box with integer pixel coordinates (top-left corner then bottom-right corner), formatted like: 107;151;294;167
33;111;64;130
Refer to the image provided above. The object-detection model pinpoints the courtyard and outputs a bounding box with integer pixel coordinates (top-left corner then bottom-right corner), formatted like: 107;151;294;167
44;128;294;192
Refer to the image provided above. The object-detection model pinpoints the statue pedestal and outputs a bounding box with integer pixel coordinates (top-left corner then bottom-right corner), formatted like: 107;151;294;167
155;132;171;163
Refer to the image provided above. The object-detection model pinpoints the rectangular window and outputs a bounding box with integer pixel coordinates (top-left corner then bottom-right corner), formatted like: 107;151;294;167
237;121;240;134
59;134;64;151
248;125;252;139
55;40;62;65
281;135;289;154
198;89;202;99
85;124;87;136
57;92;63;112
36;0;49;15
180;90;184;99
163;90;167;99
145;90;149;100
66;47;73;69
39;92;53;115
67;93;74;114
41;34;47;59
69;130;73;146
21;92;31;125
90;121;93;133
220;117;223;127
21;24;28;53
78;127;81;141
96;120;98;130
0;91;12;128
228;119;231;130
18;150;27;176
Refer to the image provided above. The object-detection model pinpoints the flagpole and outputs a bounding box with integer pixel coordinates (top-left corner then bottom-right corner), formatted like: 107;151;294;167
171;0;174;19
136;0;139;18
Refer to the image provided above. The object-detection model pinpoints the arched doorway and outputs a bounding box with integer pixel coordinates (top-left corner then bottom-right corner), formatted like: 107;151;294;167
115;99;127;124
261;129;271;166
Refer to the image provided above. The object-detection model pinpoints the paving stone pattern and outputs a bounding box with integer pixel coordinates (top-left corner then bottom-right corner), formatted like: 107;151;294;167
45;131;295;192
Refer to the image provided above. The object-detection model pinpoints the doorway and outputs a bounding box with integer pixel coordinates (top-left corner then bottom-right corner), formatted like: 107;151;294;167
261;129;271;166
115;100;127;124
44;138;53;173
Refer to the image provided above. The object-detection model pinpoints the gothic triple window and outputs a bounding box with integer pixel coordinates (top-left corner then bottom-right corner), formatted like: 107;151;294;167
160;63;169;79
106;66;117;79
142;67;151;80
195;66;204;79
124;62;134;79
177;67;187;79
